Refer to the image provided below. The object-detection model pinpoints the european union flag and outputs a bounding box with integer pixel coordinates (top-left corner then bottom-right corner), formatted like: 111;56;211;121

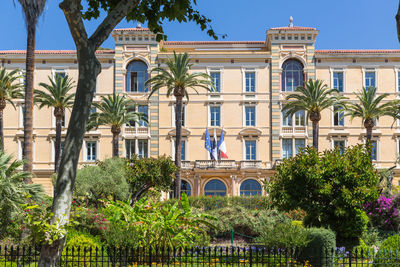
205;128;212;157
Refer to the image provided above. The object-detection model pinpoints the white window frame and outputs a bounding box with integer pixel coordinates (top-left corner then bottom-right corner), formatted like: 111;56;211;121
332;106;345;127
294;110;306;127
241;68;257;93
83;140;98;162
52;68;68;79
331;138;347;153
19;104;25;128
243;104;257;127
281;138;307;159
171;104;187;127
124;139;136;159
330;68;346;93
171;138;188;161
207;67;223;93
243;139;257;161
208;104;222;127
137;138;150;158
362;67;378;89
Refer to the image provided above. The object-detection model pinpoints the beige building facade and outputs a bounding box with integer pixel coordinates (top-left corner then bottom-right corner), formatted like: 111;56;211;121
2;22;400;196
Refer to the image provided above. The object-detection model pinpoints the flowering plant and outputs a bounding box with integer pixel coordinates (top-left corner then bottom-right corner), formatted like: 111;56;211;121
364;195;400;231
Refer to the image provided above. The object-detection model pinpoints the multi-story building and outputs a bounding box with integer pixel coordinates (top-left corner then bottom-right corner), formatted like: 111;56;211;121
2;20;400;196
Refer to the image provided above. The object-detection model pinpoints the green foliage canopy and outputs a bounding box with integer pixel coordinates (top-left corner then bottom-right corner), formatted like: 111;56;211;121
266;145;380;248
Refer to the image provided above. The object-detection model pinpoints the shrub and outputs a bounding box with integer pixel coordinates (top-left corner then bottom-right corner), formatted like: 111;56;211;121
74;158;130;205
364;195;400;231
71;206;109;237
267;145;380;248
255;222;311;248
373;235;400;266
299;228;336;267
62;230;104;267
101;221;140;248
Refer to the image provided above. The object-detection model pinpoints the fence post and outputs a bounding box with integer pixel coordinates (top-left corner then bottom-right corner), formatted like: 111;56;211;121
348;250;352;267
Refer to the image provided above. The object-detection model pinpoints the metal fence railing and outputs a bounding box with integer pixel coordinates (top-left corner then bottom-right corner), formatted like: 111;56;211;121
1;245;400;266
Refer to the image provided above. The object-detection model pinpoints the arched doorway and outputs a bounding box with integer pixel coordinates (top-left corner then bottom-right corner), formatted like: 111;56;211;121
240;179;262;196
204;179;227;196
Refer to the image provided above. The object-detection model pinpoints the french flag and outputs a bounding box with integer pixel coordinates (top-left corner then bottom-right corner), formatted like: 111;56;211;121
217;131;228;159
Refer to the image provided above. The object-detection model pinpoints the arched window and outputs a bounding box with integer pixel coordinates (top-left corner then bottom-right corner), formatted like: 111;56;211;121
240;179;262;196
126;60;148;92
281;59;304;92
204;179;226;196
181;180;191;196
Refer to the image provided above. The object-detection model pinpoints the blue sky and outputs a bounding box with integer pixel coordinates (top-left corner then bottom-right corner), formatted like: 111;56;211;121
1;0;399;50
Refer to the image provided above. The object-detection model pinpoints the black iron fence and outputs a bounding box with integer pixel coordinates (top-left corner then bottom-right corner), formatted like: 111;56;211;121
1;245;400;266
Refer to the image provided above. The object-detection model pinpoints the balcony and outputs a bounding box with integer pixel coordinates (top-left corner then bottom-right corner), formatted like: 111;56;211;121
195;160;237;169
181;161;194;170
281;126;307;134
124;126;149;136
240;160;262;169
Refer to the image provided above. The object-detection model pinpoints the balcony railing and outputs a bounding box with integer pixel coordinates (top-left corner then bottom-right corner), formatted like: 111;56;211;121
281;126;306;134
181;161;194;170
125;126;149;135
195;160;237;169
240;160;262;169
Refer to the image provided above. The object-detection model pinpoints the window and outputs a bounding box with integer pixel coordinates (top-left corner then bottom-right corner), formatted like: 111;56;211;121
210;71;221;92
240;179;262;196
333;106;344;126
245;70;256;92
282;139;293;159
334;140;345;155
282;59;304;92
137;105;148;127
86;141;97;161
295;139;305;154
210;106;221;126
204;180;226;196
294;110;306;126
173;106;185;127
181;180;191;196
19;105;25;128
245;106;256;126
245;140;256;160
54;69;66;79
333;71;344;92
174;140;186;161
365;71;375;89
126;61;148;92
138;140;148;158
125;139;135;159
371;140;377;161
282;109;292;126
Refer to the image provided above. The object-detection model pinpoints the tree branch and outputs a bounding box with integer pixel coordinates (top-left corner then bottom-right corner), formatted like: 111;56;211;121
59;0;88;49
89;0;141;49
396;0;400;43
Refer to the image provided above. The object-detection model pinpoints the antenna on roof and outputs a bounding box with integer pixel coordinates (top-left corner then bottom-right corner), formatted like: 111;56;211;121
137;22;142;28
289;16;294;27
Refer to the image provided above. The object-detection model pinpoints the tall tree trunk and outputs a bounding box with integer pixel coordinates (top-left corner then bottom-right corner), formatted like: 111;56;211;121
364;118;374;162
38;47;100;266
312;120;319;152
23;22;35;179
111;125;120;157
0;103;4;151
174;96;183;198
54;115;63;173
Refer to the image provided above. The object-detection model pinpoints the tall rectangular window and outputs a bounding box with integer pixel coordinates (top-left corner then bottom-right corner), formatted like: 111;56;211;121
334;140;345;155
125;140;135;159
210;71;221;92
333;106;344;126
138;140;148;158
371;140;377;161
245;106;256;126
174;140;186;161
294;110;305;126
365;71;375;89
333;71;344;92
282;109;292;126
282;139;293;159
210;106;221;126
245;140;256;160
86;141;97;161
295;139;305;155
138;105;148;127
245;71;255;92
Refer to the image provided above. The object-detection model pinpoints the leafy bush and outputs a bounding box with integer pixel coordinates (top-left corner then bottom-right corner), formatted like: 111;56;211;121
364;195;400;231
74;158;130;205
267;145;380;248
256;222;311;248
71;206;109;237
101;221;140;248
373;235;400;266
299;228;336;267
62;230;104;267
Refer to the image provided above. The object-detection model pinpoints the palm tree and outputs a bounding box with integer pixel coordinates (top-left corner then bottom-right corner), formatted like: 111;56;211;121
0;150;44;239
35;75;75;172
0;68;23;151
146;52;214;198
282;79;343;152
87;93;145;158
17;0;47;174
345;86;399;159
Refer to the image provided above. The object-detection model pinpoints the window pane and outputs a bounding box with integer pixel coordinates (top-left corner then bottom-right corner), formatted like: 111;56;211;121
126;61;148;92
365;72;375;89
333;72;344;92
282;139;293;159
334;140;345;155
240;179;262;196
210;106;221;126
245;106;255;126
371;141;377;161
245;72;255;92
138;140;148;158
138;105;148;126
245;140;256;160
210;72;221;92
204;180;226;196
334;106;344;126
282;109;292;126
126;140;135;159
86;141;97;161
282;60;304;92
295;139;305;155
295;110;305;126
